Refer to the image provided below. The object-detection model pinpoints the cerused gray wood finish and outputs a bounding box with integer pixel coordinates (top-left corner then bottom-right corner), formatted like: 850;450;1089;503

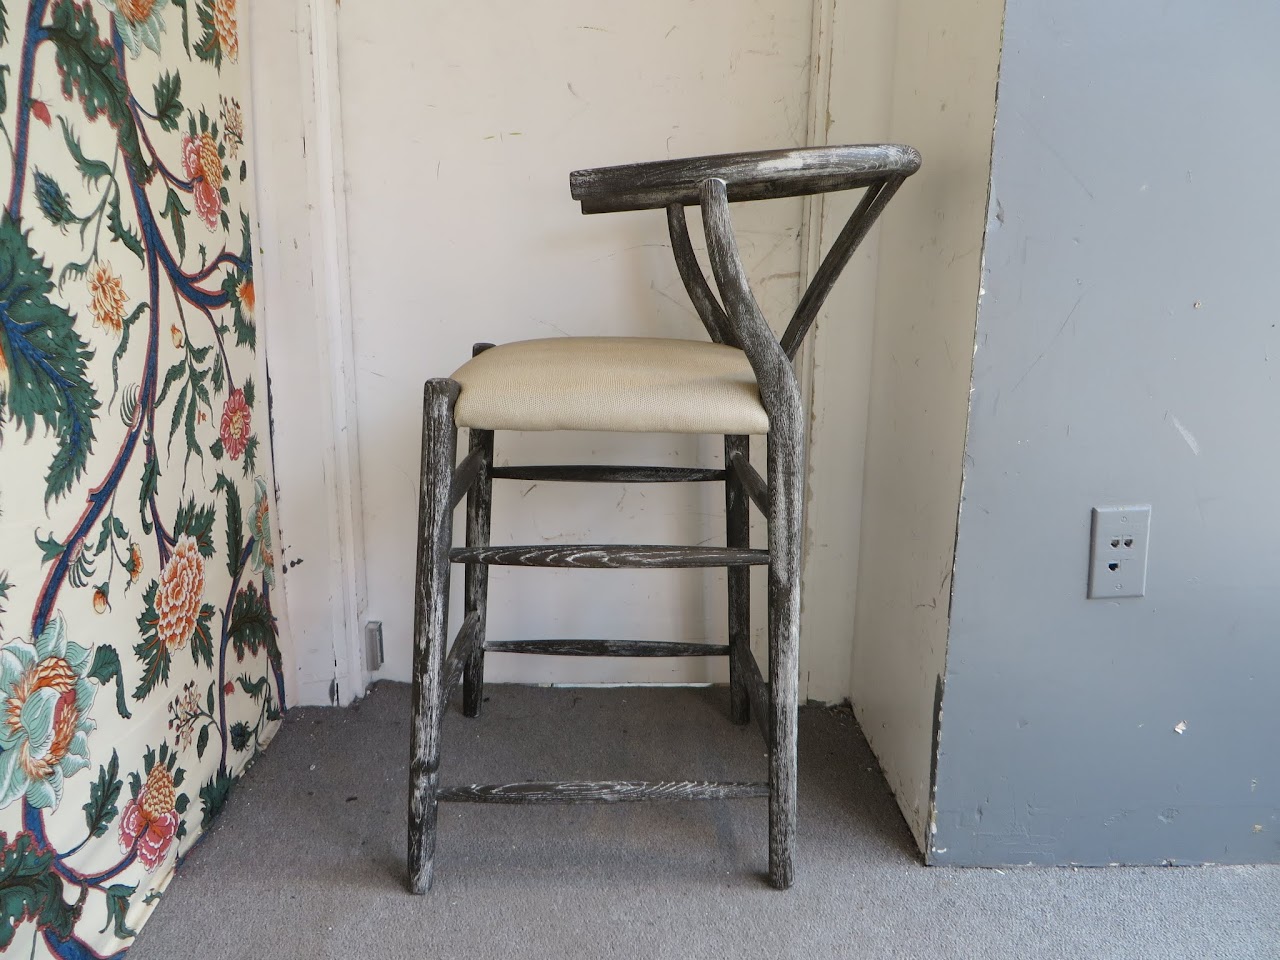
699;175;805;889
490;464;726;483
408;379;460;896
439;780;769;804
668;203;735;346
724;434;752;726
409;143;920;893
448;448;485;511
439;612;480;713
449;545;768;568
728;447;770;517
462;343;495;719
485;639;731;657
742;632;772;746
569;143;920;213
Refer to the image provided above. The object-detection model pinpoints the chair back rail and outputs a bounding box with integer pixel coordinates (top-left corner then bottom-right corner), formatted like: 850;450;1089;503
570;143;920;213
779;174;906;358
667;203;736;346
570;143;922;374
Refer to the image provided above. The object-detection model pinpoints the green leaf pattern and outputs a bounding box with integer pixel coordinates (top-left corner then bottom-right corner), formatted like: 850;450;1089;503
0;1;284;956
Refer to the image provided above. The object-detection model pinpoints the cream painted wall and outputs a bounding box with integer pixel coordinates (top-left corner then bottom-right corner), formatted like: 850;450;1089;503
795;0;898;703
850;0;1005;849
248;0;367;706
336;1;822;687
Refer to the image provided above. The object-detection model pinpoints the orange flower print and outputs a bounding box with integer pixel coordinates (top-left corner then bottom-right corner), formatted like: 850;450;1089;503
4;656;79;782
88;262;128;334
220;388;251;460
126;542;144;583
237;277;254;318
93;587;109;614
171;323;184;348
214;0;239;62
182;132;223;230
119;762;180;868
118;0;158;20
155;535;205;651
0;616;99;810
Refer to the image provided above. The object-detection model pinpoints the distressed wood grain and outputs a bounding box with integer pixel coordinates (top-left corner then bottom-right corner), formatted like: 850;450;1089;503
701;177;805;890
744;641;771;746
439;611;481;711
667;203;736;345
725;435;752;727
449;545;768;568
484;639;730;657
727;447;769;518
779;175;906;358
448;447;485;511
462;344;496;718
571;143;921;213
439;781;769;804
408;379;460;894
490;464;725;484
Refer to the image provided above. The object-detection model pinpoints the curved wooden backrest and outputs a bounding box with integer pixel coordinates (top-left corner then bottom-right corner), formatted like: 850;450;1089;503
569;144;921;364
569;144;920;214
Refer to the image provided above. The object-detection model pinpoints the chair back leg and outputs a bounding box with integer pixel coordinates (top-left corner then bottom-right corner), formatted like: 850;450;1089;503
408;379;461;894
463;425;494;717
766;424;803;890
724;434;752;727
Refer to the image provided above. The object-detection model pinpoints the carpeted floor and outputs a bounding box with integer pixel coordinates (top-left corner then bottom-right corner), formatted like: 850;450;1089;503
129;683;1278;960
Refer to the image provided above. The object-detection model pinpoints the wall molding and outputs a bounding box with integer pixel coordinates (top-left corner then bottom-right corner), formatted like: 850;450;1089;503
248;0;368;705
301;0;369;703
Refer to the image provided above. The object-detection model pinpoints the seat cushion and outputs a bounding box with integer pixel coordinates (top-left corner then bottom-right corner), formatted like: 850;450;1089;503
451;337;770;434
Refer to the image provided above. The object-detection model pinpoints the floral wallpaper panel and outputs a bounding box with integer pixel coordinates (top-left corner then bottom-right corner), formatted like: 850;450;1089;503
0;0;289;956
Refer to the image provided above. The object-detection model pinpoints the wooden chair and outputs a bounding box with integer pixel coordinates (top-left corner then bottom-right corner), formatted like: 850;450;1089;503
408;144;921;893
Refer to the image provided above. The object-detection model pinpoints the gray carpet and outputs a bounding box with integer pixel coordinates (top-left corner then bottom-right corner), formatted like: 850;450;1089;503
129;683;1278;960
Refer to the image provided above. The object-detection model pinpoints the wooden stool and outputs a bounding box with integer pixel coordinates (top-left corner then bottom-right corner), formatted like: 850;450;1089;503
408;145;921;893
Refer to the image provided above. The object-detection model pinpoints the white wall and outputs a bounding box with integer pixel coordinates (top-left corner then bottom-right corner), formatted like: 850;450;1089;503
850;0;1005;849
795;0;898;703
336;0;822;687
248;0;367;705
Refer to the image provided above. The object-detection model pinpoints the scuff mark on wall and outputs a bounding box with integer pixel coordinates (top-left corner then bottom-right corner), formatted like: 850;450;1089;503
927;672;945;861
1169;414;1201;457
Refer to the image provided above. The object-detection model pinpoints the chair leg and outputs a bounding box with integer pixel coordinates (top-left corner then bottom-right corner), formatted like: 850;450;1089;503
724;434;751;726
766;429;802;891
408;379;461;894
463;426;494;718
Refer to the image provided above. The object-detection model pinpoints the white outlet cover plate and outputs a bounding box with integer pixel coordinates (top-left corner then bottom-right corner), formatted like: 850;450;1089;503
1088;505;1152;599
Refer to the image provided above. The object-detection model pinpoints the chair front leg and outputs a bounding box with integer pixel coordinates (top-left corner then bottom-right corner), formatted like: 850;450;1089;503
408;378;461;894
766;424;803;891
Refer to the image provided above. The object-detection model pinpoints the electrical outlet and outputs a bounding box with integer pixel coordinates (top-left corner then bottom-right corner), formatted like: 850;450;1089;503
1088;506;1151;599
364;620;384;670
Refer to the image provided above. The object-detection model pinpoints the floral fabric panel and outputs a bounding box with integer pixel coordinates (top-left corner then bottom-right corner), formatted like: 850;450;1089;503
0;0;288;956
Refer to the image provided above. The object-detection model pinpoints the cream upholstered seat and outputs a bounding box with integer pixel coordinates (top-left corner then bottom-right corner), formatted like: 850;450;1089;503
451;336;770;434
